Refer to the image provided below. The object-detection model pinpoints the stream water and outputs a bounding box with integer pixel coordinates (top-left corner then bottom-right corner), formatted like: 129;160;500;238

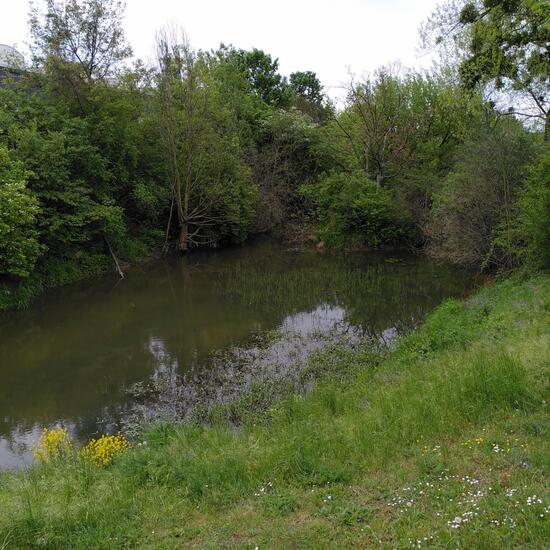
0;240;481;468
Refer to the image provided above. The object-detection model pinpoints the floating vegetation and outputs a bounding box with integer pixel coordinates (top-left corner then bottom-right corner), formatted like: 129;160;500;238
123;317;383;435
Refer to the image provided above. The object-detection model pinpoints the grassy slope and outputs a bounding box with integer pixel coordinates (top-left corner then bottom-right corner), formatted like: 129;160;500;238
1;276;549;549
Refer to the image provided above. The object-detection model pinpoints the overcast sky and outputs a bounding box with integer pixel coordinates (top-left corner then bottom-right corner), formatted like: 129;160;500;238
0;0;440;98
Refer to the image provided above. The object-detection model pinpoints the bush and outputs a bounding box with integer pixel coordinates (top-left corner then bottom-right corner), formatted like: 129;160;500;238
425;123;539;270
305;171;411;247
516;150;550;270
0;146;44;278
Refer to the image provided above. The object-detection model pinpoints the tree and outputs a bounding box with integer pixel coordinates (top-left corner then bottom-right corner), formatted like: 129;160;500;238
425;0;550;138
230;48;290;106
30;0;132;81
425;120;539;269
289;70;330;122
507;149;550;269
335;68;417;187
250;108;322;230
155;28;256;252
0;146;43;278
29;0;132;115
460;0;550;138
303;171;410;248
290;71;323;103
156;28;208;252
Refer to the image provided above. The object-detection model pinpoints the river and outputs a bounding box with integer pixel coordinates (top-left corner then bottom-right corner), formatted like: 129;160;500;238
0;240;481;468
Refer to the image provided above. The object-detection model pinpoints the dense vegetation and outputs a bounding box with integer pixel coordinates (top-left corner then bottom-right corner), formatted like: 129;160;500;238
1;273;548;548
1;0;549;310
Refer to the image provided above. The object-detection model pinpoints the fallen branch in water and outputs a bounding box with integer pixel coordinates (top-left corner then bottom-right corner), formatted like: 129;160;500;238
103;233;124;279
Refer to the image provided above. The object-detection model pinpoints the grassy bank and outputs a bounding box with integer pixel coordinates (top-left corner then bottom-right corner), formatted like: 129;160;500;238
1;275;549;549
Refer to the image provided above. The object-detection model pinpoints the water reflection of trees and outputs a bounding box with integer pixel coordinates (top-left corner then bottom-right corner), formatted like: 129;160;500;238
209;246;478;339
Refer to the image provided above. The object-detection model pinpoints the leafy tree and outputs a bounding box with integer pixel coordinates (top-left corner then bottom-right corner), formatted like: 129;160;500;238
459;0;550;138
155;29;257;251
426;0;550;138
290;71;323;103
335;68;419;187
250;108;325;230
29;0;132;81
425;120;539;269
507;150;550;269
289;70;330;122
0;146;43;278
328;68;491;243
230;48;291;106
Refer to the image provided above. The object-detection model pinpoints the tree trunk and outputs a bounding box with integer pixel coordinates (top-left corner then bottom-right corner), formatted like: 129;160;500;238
376;165;384;187
179;223;188;252
545;111;550;142
375;155;384;187
179;168;191;253
103;233;124;279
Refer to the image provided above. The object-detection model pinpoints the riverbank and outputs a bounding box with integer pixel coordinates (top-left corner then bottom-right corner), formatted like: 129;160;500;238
1;274;549;548
0;237;163;312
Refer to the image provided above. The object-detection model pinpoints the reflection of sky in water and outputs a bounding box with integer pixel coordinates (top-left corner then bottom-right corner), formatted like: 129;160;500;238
0;425;38;469
148;336;178;381
262;304;365;368
282;303;349;333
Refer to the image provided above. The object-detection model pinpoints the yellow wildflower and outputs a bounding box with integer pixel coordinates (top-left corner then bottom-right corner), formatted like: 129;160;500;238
81;433;131;466
33;426;73;462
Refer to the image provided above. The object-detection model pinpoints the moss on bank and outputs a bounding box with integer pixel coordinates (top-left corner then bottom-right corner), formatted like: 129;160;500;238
0;275;549;549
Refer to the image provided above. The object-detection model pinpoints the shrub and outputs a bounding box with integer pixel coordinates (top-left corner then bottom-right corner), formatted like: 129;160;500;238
81;434;131;466
425;123;539;270
305;171;411;247
33;426;73;462
0;146;44;278
516;150;550;270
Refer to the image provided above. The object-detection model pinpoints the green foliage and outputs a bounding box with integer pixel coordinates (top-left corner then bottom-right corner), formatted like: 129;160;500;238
252;108;325;229
1;0;548;308
426;120;539;269
305;171;411;247
288;70;330;122
230;48;291;107
519;152;550;269
515;150;550;269
155;36;259;250
457;0;550;137
29;0;132;81
327;69;493;243
0;146;43;277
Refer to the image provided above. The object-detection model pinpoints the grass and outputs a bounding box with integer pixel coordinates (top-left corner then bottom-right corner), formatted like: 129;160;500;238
0;275;549;549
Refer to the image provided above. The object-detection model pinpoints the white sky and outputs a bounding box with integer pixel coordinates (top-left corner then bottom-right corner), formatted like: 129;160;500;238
0;0;440;99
